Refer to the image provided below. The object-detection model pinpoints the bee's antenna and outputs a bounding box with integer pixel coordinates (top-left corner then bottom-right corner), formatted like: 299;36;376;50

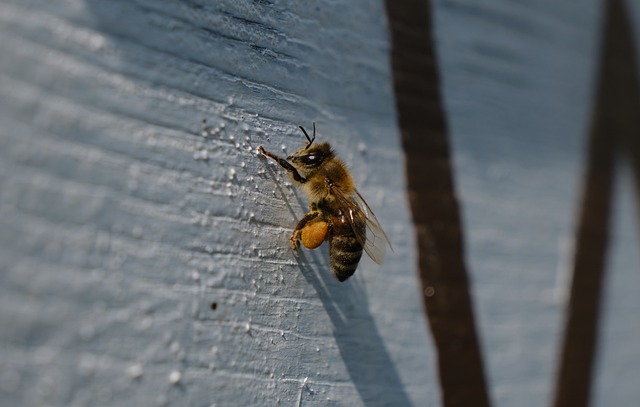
300;122;316;148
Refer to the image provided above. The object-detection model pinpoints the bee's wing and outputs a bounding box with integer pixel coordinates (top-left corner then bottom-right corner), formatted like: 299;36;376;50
332;187;393;265
353;189;394;264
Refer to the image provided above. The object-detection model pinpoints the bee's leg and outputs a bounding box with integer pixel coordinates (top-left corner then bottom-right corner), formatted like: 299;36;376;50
290;230;302;251
257;146;306;184
290;211;320;250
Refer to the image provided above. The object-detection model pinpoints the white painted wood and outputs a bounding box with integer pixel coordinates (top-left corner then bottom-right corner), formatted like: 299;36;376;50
1;1;638;407
0;1;433;406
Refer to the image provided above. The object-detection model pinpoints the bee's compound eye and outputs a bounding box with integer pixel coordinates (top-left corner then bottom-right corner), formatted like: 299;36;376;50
301;152;324;166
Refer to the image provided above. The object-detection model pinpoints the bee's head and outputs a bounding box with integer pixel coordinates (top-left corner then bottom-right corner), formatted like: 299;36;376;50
288;142;333;172
286;123;333;176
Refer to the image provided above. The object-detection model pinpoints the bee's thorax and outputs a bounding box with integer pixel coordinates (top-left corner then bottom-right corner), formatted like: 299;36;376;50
299;157;355;203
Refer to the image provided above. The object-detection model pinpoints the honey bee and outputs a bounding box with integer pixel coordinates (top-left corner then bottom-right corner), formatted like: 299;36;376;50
258;123;392;281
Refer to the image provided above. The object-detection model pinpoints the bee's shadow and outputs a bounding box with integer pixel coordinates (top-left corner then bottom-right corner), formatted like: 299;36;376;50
296;249;413;406
261;154;412;404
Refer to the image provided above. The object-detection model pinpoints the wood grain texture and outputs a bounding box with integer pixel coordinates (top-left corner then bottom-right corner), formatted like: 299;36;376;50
0;1;433;406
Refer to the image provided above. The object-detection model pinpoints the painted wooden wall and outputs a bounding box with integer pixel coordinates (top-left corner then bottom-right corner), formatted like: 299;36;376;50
0;1;638;406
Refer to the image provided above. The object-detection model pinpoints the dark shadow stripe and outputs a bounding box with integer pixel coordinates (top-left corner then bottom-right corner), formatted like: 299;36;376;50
384;2;491;406
552;0;640;406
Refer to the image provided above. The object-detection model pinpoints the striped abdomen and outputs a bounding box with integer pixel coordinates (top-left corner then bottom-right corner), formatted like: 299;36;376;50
329;216;365;281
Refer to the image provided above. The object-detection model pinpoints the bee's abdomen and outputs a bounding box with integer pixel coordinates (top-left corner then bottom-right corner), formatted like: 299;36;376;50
329;233;363;282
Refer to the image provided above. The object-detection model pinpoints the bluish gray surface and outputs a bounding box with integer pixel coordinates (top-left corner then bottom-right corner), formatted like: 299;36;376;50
0;1;432;406
435;1;640;405
0;1;638;406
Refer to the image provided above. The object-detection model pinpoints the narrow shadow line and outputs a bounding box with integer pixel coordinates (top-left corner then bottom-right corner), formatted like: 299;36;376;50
384;1;491;406
297;249;414;406
552;0;640;406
